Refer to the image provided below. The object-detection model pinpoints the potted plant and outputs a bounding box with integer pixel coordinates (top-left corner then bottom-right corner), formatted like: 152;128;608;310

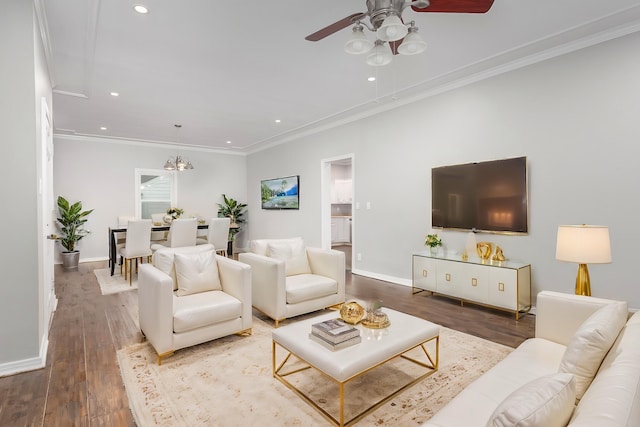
425;233;443;256
56;196;94;271
217;194;247;254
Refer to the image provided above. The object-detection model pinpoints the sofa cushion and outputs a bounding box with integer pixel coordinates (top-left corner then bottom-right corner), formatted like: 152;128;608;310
569;321;640;426
486;373;576;427
153;244;215;291
558;301;627;399
285;274;337;304
267;239;311;276
425;338;567;427
173;290;241;333
174;250;221;296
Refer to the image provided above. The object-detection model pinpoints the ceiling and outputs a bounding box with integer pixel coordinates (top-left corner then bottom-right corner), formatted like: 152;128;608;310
40;0;640;154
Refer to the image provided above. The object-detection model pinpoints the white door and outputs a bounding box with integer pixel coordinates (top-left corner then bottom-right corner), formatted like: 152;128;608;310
39;98;57;335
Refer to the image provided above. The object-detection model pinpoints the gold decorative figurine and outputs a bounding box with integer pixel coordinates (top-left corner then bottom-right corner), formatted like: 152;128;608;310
476;242;493;260
492;246;506;262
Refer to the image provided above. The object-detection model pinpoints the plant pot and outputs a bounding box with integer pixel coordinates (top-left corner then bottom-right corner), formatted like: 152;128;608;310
429;247;439;256
61;251;80;272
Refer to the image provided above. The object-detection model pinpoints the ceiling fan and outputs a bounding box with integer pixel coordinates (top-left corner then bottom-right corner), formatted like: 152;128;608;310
305;0;494;64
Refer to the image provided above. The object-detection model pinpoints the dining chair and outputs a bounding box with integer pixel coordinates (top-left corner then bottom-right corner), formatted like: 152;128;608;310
115;215;135;264
118;219;153;286
197;217;230;256
150;213;168;242
151;218;197;251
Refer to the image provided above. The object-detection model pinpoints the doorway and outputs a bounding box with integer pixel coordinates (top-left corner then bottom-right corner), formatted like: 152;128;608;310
321;155;354;270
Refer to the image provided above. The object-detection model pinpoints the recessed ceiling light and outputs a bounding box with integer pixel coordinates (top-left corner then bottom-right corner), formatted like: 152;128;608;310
100;126;107;130
275;119;281;123
226;140;231;144
133;5;148;14
110;92;119;97
368;76;376;82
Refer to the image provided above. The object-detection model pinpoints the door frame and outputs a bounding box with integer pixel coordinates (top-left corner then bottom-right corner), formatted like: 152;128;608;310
38;97;57;354
320;154;354;254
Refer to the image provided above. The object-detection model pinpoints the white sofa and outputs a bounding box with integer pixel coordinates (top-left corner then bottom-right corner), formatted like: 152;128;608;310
424;291;640;427
238;237;345;326
138;244;252;364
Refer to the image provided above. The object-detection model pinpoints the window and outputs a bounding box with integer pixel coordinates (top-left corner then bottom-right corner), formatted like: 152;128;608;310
135;169;177;219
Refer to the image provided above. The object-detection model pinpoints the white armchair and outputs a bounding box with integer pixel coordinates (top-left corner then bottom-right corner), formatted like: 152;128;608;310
138;244;252;364
238;237;345;327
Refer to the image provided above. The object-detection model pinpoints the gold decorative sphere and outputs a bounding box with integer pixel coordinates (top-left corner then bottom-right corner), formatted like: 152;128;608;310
340;301;365;324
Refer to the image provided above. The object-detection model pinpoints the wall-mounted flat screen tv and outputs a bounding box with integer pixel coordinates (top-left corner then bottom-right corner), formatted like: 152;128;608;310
432;156;528;234
261;175;300;210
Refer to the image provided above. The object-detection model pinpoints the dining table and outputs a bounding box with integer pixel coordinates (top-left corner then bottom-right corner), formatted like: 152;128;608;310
108;223;209;276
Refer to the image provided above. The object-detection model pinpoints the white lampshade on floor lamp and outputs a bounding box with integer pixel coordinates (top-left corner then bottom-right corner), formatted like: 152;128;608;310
555;224;612;296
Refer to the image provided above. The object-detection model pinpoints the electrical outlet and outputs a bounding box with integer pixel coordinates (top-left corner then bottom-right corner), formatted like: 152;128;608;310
357;253;362;261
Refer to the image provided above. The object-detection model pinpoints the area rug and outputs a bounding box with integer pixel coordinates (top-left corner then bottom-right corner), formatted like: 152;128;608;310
94;268;138;295
117;316;513;426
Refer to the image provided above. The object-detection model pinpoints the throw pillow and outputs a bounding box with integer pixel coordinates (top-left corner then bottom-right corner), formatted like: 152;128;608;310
268;239;311;276
558;301;628;399
486;373;576;427
174;250;221;296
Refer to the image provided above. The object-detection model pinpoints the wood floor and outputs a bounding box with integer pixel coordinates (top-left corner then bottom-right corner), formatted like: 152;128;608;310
0;260;534;426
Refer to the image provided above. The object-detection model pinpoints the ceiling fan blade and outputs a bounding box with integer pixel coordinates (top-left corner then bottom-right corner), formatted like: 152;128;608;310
305;13;367;41
412;0;495;13
389;39;403;55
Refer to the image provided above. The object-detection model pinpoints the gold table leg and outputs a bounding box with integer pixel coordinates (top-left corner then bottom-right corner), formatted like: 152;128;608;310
272;336;439;427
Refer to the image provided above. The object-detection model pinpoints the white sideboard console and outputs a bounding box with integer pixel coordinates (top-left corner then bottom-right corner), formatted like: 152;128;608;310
412;251;531;319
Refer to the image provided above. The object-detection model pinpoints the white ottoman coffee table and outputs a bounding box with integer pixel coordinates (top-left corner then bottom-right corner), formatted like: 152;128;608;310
272;308;440;426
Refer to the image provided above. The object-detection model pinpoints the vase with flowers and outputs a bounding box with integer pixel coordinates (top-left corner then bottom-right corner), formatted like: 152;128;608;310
425;233;443;256
164;207;184;223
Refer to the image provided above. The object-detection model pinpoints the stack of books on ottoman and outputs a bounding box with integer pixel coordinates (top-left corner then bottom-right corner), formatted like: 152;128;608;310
309;318;361;351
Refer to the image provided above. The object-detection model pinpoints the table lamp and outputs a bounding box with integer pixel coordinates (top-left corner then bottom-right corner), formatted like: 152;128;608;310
555;224;611;296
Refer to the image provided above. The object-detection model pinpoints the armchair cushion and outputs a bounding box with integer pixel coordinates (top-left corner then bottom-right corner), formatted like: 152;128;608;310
173;290;242;333
286;273;338;304
267;239;311;276
174;250;221;296
251;237;301;257
153;244;215;291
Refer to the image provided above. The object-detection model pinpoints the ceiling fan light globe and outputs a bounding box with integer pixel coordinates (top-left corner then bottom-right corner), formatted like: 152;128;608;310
397;31;427;55
377;15;408;42
366;42;392;66
344;27;373;54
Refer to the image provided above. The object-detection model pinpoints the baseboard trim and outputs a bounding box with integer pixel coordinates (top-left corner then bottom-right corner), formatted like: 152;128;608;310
350;269;411;287
0;336;48;377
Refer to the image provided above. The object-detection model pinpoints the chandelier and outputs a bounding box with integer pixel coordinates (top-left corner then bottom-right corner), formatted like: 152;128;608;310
164;155;194;171
163;124;194;171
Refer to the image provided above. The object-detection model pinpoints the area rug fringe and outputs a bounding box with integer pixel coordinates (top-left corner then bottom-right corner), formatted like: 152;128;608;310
117;316;512;426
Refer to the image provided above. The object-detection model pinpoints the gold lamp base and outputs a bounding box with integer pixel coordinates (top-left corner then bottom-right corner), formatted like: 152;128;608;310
575;263;591;296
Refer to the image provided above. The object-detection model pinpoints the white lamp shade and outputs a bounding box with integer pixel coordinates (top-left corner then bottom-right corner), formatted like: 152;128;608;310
366;41;392;66
556;225;612;264
397;30;427;55
345;27;373;54
377;15;408;42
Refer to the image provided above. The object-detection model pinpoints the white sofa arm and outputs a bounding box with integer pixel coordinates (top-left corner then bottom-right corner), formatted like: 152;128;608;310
138;264;175;355
535;290;626;346
217;255;252;328
238;252;286;320
306;247;346;300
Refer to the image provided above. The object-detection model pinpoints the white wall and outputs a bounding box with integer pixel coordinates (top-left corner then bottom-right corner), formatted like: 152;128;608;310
0;1;50;371
247;31;640;308
53;136;247;261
